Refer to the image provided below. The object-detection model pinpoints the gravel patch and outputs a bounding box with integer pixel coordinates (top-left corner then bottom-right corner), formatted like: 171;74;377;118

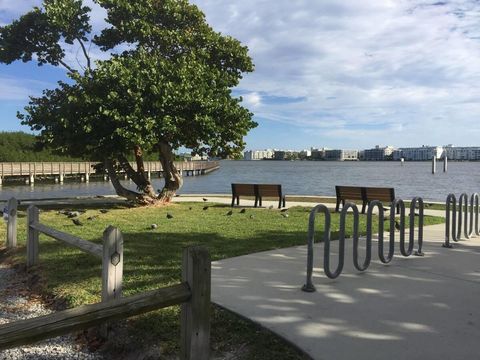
0;262;104;360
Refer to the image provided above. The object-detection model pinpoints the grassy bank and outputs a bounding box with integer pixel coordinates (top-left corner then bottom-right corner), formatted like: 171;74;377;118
0;202;444;359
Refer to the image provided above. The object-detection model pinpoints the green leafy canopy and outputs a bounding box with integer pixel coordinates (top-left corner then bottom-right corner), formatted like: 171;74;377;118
1;0;256;160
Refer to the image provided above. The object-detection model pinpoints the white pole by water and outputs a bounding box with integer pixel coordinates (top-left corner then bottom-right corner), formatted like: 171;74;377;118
443;155;448;173
432;156;436;174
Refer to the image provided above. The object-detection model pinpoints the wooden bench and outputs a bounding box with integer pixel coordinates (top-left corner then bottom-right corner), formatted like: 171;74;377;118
335;186;367;213
364;187;395;211
231;184;257;207
231;183;286;208
256;184;286;209
335;186;396;213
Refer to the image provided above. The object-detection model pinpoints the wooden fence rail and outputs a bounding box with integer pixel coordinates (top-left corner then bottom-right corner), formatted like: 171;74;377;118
26;205;124;310
0;246;210;359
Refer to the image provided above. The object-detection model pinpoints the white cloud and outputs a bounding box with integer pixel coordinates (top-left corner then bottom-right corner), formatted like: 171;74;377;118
0;77;52;101
243;92;262;108
2;0;480;147
192;0;480;147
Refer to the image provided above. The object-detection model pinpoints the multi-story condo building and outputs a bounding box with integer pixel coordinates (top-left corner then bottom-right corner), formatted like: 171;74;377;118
364;145;395;161
324;149;358;161
393;146;443;161
310;148;327;160
244;149;275;160
443;146;480;161
274;150;298;160
299;149;311;159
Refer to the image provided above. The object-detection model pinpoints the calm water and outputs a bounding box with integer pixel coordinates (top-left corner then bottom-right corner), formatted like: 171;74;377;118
1;160;480;202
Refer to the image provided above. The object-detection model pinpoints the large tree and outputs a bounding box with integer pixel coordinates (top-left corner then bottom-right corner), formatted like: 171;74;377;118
0;0;256;204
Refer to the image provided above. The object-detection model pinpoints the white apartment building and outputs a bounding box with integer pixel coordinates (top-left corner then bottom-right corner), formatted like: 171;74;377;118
443;146;480;161
393;146;443;161
243;149;275;160
324;149;358;161
364;145;395;161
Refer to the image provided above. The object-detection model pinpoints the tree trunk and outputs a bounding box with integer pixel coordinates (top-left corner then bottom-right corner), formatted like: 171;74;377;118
158;141;183;202
118;151;157;199
105;159;156;205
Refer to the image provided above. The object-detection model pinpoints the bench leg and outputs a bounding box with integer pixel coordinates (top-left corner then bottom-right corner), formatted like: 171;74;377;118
283;196;286;208
335;199;340;212
231;195;235;207
259;197;262;207
396;203;400;215
254;197;258;207
362;202;367;214
278;197;281;209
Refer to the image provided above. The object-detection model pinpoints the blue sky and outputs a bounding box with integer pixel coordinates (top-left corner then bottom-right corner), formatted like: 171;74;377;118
1;1;480;151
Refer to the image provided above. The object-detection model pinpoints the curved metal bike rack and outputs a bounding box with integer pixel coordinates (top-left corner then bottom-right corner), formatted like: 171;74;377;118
470;193;480;237
444;193;480;248
410;197;424;256
302;204;330;292
444;194;457;248
303;198;425;290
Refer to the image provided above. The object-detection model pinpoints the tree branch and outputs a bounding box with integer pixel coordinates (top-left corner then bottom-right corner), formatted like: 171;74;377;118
117;154;158;199
105;159;142;202
76;37;91;70
58;59;77;74
117;154;144;185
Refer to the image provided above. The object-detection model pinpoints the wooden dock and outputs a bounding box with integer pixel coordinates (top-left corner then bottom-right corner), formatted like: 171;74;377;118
0;161;220;184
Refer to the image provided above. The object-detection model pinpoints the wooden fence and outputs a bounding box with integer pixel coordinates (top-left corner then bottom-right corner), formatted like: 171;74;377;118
26;205;124;308
0;246;211;359
5;197;17;249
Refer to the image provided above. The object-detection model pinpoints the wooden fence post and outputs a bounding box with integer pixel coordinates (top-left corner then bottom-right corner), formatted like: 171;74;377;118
101;226;124;302
180;246;211;360
6;197;17;249
101;226;123;337
27;206;39;267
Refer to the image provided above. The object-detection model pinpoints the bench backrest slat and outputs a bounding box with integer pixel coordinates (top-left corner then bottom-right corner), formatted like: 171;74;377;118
231;183;256;196
335;186;364;200
257;184;282;197
364;187;395;202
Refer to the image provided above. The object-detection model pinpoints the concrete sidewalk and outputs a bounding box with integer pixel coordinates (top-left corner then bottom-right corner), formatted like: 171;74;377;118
211;224;480;360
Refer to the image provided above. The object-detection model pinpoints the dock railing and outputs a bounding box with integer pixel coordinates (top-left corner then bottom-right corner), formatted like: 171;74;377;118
0;246;211;360
0;161;220;184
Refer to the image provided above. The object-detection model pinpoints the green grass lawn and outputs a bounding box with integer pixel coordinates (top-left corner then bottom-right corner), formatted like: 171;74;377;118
0;202;444;359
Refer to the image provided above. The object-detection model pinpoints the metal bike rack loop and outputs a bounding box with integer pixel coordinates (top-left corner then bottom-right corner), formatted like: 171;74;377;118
410;197;424;256
444;193;480;248
369;201;391;264
343;203;365;273
444;194;456;248
303;197;425;290
302;204;331;292
459;193;468;239
468;193;479;238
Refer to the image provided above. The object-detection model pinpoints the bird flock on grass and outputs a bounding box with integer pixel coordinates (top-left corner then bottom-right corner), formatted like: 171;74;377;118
58;199;293;231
